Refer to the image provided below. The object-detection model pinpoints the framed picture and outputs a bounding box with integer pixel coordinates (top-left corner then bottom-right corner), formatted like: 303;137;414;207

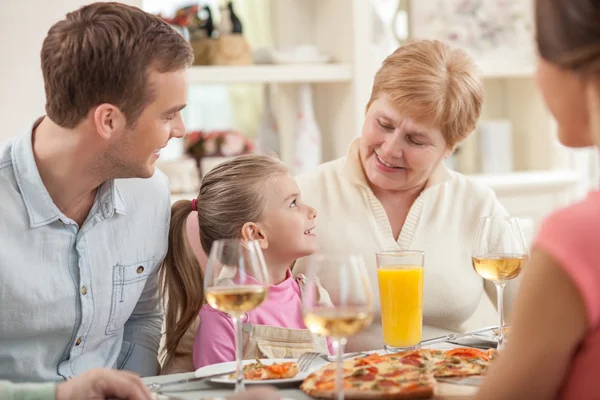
408;0;535;65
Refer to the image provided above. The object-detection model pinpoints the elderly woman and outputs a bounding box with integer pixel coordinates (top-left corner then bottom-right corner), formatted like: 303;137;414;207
294;39;517;352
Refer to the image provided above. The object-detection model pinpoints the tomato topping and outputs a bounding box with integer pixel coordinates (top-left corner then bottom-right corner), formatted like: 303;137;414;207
445;348;489;361
378;379;401;387
366;366;379;374
400;357;422;366
354;373;377;381
267;363;291;375
381;370;405;378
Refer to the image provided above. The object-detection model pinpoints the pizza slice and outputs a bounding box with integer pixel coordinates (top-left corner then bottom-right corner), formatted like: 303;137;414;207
231;360;299;380
432;348;493;378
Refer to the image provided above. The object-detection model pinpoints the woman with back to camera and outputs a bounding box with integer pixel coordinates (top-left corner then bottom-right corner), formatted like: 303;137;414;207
477;1;600;398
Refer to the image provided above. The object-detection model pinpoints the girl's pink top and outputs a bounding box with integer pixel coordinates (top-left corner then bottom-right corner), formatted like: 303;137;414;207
534;190;600;399
193;269;333;368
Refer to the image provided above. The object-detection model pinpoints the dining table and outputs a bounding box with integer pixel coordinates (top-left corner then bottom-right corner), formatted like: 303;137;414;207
144;342;485;400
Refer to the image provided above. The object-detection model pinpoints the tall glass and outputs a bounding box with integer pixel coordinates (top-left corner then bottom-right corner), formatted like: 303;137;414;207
472;216;528;350
302;254;374;400
203;239;270;392
376;250;425;353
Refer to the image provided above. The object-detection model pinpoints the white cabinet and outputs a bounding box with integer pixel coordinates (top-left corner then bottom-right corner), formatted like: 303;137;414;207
160;0;593;234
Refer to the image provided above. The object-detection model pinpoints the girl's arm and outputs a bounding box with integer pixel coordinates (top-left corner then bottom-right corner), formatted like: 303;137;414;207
475;248;587;400
193;307;236;368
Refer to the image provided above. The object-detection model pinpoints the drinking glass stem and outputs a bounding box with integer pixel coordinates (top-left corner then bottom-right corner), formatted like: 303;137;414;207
495;282;506;351
232;315;245;392
333;337;347;400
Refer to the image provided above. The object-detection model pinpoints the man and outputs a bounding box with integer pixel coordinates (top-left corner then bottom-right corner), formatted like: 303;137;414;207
0;2;190;381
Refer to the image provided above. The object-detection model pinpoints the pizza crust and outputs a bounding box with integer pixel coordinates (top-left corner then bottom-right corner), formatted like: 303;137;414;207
303;385;434;400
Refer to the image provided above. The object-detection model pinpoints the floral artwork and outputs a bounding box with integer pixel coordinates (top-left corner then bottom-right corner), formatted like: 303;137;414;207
185;130;254;162
409;0;535;64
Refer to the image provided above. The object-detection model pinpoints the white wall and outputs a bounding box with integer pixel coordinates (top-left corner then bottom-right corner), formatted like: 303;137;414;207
0;0;140;141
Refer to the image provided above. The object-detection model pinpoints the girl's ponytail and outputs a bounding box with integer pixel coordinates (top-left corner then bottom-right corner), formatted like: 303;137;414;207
160;198;204;371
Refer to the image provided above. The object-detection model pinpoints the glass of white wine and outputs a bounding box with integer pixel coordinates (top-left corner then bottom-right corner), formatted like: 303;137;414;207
302;254;374;400
472;216;528;350
204;239;270;392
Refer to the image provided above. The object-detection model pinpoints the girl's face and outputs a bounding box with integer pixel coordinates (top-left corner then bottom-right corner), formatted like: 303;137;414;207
258;174;318;266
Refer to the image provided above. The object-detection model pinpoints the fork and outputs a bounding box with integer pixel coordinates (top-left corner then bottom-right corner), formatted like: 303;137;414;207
297;352;324;372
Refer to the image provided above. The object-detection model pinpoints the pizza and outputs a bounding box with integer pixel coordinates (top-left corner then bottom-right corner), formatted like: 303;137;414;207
430;348;495;378
301;348;496;399
230;360;299;380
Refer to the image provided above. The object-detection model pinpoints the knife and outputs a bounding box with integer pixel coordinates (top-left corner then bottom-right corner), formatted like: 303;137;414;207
420;325;498;347
146;369;237;392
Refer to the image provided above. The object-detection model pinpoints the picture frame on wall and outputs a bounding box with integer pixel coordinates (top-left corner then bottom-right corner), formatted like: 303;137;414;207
407;0;535;68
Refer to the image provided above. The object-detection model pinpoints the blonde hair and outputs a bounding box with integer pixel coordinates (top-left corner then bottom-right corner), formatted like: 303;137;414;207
160;154;289;371
366;40;484;148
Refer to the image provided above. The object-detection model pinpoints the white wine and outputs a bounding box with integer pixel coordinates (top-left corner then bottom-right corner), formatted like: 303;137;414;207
472;254;528;282
304;308;373;338
205;285;268;314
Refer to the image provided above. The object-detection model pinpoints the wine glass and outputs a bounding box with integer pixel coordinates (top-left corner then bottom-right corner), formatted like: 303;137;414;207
472;216;528;350
204;239;270;392
302;254;374;400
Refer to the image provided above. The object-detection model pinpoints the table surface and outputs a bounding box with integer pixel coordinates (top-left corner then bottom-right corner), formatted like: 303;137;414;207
144;343;479;400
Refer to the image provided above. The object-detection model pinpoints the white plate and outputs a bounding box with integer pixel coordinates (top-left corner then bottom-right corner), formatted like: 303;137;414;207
194;358;315;386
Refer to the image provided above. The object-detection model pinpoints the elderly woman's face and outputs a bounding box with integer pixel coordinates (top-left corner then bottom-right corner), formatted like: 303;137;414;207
360;96;448;192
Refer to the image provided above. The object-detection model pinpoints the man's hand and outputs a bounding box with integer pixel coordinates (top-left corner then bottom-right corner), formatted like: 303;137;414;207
56;368;151;400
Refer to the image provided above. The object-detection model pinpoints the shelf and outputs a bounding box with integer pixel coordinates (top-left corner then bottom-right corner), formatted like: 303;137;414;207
468;170;582;192
477;60;535;79
187;64;353;84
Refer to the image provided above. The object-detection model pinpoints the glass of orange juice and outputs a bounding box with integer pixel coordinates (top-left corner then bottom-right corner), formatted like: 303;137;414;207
376;250;424;353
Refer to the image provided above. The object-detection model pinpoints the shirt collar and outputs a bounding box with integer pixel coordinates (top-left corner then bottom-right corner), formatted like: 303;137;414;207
12;117;125;228
342;137;452;190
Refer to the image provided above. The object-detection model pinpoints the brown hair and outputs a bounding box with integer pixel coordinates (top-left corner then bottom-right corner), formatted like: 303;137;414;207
41;2;194;128
366;40;484;148
536;0;600;73
160;154;288;370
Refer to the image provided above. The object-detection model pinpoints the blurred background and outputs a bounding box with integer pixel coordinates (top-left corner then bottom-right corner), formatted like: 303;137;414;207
1;0;598;242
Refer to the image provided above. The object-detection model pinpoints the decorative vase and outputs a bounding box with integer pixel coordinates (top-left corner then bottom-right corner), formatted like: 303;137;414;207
293;84;322;174
256;86;280;156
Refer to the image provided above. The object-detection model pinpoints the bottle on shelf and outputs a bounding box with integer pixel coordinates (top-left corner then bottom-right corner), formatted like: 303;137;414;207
293;84;322;174
256;85;280;156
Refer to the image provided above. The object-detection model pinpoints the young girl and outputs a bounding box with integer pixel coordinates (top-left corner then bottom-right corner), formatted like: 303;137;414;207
476;1;600;399
159;154;331;373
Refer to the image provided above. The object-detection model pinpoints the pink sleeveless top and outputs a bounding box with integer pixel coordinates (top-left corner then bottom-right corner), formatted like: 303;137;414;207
534;190;600;399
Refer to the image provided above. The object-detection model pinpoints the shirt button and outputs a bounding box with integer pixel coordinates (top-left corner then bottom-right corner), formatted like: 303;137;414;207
75;337;82;346
81;285;87;295
136;266;144;274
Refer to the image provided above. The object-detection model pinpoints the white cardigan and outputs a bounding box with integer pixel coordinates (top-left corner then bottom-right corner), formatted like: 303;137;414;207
294;139;518;352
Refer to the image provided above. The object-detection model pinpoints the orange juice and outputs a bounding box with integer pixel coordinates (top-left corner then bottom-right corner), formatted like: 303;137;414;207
377;266;424;348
